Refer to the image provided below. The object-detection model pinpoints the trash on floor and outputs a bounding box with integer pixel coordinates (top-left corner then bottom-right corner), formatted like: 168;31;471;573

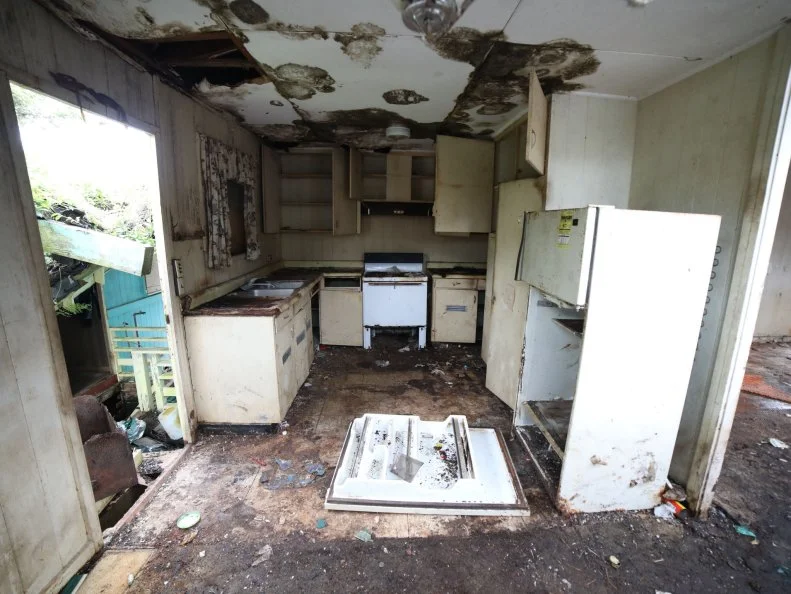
176;511;201;530
181;530;198;546
653;502;676;520
251;544;273;566
325;414;529;516
316;518;327;529
608;555;621;568
375;360;390;368
741;373;791;404
734;525;757;538
355;529;373;542
769;437;789;449
305;461;327;476
399;346;411;352
260;458;329;490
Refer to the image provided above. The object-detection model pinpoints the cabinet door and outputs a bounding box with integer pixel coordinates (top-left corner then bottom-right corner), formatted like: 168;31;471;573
294;304;313;389
275;317;295;415
386;153;412;201
525;70;547;175
332;148;360;235
434;135;494;234
262;146;281;233
485;179;543;408
320;289;363;346
432;288;477;343
349;147;362;200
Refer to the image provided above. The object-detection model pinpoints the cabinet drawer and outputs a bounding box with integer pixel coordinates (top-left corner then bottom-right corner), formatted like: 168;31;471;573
434;277;482;290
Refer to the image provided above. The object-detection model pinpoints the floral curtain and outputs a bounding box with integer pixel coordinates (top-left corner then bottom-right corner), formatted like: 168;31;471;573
198;134;260;268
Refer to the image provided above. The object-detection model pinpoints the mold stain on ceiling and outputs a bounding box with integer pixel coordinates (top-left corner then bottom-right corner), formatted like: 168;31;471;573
56;0;791;148
54;0;603;147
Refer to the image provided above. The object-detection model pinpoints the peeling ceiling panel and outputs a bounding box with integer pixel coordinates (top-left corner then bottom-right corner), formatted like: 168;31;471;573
574;52;701;99
64;0;219;39
244;32;472;121
51;0;790;146
240;0;418;36
504;0;788;59
196;81;301;125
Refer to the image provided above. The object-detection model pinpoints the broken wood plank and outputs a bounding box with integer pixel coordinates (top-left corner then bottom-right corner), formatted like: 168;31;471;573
38;219;154;276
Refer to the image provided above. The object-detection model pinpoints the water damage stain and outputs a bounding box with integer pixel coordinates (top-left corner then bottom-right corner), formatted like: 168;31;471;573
263;64;336;100
228;0;269;25
293;107;471;149
264;22;329;40
383;89;429;105
334;23;386;68
430;29;600;133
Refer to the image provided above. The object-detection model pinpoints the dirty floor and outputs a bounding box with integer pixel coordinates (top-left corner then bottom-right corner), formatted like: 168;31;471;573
104;338;791;593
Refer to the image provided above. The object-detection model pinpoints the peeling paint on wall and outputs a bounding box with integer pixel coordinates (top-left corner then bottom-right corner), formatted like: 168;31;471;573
334;23;386;68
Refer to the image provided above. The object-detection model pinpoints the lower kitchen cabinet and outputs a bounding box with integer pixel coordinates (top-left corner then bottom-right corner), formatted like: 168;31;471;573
185;296;314;425
320;275;363;346
431;276;485;343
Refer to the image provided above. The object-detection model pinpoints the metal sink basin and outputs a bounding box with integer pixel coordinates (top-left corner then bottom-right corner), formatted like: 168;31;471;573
239;288;296;298
242;279;305;290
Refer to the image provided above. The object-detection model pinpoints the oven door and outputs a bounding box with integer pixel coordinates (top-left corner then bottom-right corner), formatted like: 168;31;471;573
363;280;427;327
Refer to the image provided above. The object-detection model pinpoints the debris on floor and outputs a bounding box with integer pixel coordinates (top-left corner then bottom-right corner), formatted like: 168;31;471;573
176;511;201;530
768;437;789;449
138;457;163;480
180;530;198;546
608;555;621;568
251;544;273;567
375;359;390;368
734;525;757;538
316;518;327;529
355;529;373;542
742;373;791;404
260;458;329;490
653;502;676;520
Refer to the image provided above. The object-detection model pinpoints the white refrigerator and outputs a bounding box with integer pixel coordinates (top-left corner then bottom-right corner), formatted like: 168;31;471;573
514;206;720;513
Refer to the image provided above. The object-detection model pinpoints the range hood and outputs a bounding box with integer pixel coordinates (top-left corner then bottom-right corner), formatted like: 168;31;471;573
361;201;433;217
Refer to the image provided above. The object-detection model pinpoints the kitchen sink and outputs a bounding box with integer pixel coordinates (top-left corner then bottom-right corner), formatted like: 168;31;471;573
242;288;296;298
242;279;305;290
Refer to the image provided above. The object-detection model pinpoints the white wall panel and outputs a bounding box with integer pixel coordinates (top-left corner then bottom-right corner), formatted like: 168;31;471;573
546;94;637;210
755;164;791;338
629;36;776;482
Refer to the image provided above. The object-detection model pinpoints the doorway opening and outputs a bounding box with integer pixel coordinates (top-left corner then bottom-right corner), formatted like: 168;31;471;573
10;82;183;524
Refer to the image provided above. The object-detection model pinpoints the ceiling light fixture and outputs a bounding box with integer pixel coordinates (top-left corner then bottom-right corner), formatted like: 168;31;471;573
401;0;459;38
386;124;411;139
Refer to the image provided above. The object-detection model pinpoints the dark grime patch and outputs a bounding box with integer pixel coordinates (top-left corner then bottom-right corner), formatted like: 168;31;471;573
270;99;284;106
428;27;504;67
334;23;386;68
251;123;313;144
228;0;269;24
442;37;600;133
383;89;429;105
263;22;329;40
293;107;472;149
266;64;335;100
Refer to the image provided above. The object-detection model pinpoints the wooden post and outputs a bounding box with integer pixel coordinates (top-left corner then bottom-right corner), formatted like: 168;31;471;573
132;352;154;411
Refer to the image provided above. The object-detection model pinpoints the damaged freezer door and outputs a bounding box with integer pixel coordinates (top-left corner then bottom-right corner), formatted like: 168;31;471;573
325;414;529;516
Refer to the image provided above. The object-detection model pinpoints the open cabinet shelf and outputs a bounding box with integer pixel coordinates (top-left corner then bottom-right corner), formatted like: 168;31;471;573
523;399;573;459
553;318;584;338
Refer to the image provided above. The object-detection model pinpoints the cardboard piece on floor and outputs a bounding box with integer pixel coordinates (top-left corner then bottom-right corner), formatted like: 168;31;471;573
80;549;154;594
325;414;529;516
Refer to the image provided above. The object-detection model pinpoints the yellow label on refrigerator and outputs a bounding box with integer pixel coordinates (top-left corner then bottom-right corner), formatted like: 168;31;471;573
556;210;574;247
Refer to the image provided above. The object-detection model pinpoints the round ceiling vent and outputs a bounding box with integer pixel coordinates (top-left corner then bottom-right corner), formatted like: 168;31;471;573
386;124;411;139
402;0;458;38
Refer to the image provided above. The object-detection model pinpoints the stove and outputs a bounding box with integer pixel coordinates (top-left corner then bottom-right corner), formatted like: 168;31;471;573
362;252;428;349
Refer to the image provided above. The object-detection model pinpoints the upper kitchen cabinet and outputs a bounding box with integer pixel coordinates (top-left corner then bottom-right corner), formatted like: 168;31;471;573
277;146;359;235
349;148;435;203
493;71;549;183
525;70;548;175
434;135;495;234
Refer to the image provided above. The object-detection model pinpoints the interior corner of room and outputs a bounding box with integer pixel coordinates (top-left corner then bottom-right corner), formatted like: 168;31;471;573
2;1;791;590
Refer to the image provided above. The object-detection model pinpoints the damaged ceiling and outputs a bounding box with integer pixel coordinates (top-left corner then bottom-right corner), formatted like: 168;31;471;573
52;0;790;148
